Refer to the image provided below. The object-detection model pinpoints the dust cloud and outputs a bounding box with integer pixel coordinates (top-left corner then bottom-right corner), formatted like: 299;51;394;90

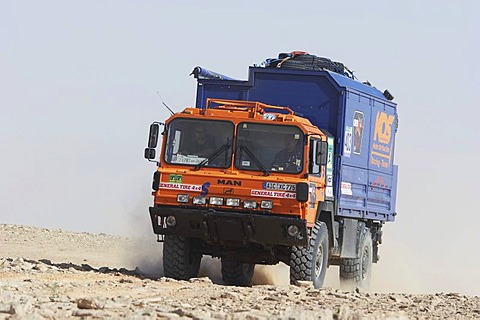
198;257;222;283
123;198;294;285
121;211;399;290
123;201;164;278
124;237;480;296
253;264;289;286
122;203;479;296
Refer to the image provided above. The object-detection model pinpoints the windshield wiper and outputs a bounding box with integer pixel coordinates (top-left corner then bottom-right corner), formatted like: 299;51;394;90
194;143;230;171
239;144;270;176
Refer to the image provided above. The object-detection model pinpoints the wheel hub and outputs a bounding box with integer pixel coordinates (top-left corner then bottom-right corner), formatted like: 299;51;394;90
315;243;324;278
361;246;369;280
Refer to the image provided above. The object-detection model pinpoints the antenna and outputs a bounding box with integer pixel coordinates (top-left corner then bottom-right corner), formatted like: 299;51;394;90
156;91;174;115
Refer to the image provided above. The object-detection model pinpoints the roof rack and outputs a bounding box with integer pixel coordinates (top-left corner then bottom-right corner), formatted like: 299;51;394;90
205;99;295;116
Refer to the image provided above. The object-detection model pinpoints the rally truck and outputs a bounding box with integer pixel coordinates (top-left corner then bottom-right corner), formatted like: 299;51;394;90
144;52;398;288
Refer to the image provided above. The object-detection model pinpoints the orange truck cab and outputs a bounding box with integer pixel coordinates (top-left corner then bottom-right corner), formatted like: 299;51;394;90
145;53;398;288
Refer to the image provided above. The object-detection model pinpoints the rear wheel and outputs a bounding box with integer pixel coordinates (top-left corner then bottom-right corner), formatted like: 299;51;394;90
163;235;201;280
221;259;255;287
290;221;329;289
339;225;373;289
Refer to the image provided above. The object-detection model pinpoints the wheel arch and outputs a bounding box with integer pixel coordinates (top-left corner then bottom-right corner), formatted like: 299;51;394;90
316;201;336;250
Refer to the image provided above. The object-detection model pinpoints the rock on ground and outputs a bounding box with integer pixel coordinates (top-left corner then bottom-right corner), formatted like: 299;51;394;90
1;224;479;319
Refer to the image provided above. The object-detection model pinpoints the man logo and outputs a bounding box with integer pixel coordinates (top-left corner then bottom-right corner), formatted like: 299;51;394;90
218;179;242;186
373;111;395;144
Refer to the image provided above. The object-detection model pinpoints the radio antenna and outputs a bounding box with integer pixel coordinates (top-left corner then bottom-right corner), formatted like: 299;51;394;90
156;91;174;115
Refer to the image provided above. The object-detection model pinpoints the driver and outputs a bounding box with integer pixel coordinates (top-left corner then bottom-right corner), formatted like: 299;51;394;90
271;135;302;172
182;124;216;157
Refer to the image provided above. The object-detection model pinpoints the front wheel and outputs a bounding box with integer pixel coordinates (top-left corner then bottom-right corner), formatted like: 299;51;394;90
339;225;373;289
290;221;329;289
221;259;255;287
163;235;201;280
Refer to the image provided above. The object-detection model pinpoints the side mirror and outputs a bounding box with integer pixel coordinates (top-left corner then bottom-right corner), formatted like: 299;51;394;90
144;148;156;160
145;122;165;163
315;141;328;165
148;123;160;148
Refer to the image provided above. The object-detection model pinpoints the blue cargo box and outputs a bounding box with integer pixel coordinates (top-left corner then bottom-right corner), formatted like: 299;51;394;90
194;67;398;222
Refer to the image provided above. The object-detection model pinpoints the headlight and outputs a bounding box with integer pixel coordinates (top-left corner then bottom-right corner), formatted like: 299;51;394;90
226;198;241;207
209;196;224;206
177;194;189;203
243;200;257;209
260;200;273;209
193;196;207;205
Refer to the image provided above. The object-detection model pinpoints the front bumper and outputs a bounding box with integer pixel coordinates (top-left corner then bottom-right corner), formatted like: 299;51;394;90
149;205;307;247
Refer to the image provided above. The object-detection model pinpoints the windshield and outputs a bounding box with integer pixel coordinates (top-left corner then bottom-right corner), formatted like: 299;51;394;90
164;118;234;168
235;123;304;174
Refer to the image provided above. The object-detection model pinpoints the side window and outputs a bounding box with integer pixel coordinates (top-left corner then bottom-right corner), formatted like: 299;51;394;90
173;130;181;154
164;127;183;163
309;138;320;175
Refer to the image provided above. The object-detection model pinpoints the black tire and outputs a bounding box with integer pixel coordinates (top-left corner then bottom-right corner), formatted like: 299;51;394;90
290;221;329;289
339;225;373;289
163;235;201;280
221;259;255;287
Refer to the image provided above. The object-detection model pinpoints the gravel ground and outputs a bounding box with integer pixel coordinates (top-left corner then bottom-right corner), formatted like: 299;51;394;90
1;223;479;319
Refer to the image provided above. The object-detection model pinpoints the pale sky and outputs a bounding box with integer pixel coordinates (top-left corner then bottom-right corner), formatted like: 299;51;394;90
1;1;479;295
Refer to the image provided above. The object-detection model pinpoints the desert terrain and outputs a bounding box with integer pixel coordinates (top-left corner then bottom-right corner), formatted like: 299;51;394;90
0;223;478;319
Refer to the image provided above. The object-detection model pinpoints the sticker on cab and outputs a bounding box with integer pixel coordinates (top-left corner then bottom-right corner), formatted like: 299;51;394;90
159;183;202;191
169;174;182;183
251;189;295;199
326;186;333;198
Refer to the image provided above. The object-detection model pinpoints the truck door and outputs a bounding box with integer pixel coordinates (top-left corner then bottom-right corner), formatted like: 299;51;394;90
306;137;326;225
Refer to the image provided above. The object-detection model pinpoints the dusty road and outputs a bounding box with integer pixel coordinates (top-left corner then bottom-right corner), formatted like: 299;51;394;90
1;224;478;319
